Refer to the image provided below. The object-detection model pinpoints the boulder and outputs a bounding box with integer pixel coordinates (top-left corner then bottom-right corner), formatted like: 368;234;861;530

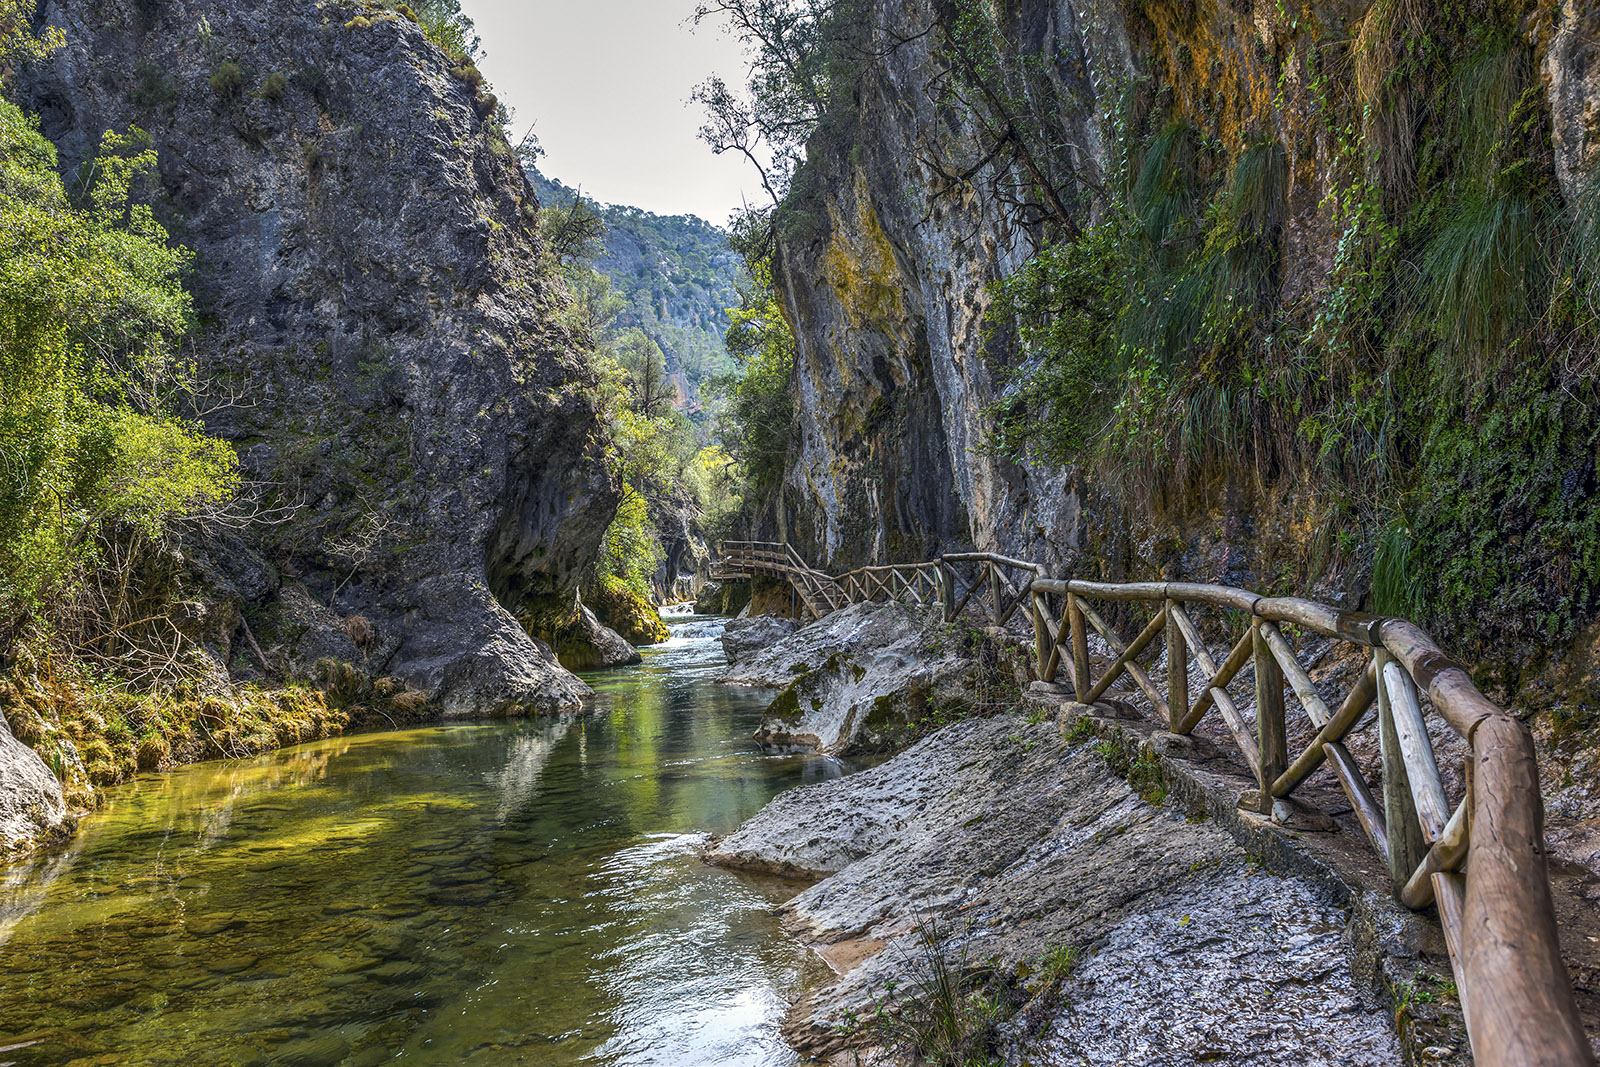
0;713;68;856
721;615;800;670
552;606;642;672
725;602;993;755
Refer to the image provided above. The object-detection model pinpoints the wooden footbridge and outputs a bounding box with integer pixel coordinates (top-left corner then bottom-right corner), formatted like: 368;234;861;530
714;540;1596;1067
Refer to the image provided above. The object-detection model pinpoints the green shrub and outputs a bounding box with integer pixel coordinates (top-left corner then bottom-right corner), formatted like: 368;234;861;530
847;920;1008;1067
0;99;237;647
259;71;287;102
131;59;177;109
209;60;244;97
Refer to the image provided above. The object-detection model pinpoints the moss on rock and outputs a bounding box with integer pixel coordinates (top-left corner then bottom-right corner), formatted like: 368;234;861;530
590;579;670;645
0;658;433;814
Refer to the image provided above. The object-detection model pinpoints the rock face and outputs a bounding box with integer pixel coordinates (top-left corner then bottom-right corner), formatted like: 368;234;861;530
0;716;68;856
769;0;1123;572
708;714;1403;1064
650;497;712;605
766;0;1600;656
24;0;617;714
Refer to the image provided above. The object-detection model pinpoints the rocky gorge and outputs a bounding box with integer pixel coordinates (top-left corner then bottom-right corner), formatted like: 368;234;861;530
757;0;1600;717
1;0;1599;1062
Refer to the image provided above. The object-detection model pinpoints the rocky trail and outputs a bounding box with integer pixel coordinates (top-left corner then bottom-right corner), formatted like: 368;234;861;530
708;603;1600;1066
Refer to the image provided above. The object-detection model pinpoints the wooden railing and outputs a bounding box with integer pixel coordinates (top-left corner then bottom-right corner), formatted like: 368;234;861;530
713;541;1595;1067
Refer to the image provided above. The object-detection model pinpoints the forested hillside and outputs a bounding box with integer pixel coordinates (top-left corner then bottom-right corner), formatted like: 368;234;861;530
526;167;742;421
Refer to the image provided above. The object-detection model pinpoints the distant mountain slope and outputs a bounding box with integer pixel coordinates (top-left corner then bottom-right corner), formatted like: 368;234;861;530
527;168;742;421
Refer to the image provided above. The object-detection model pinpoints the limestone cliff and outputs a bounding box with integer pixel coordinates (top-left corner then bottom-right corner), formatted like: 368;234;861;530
767;0;1600;696
23;0;619;714
769;0;1121;572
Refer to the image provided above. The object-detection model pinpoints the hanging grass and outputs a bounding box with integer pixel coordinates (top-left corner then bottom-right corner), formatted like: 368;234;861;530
1416;192;1548;381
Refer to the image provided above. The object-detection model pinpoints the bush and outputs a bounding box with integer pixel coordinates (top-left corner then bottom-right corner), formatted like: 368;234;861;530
209;60;244;97
0;100;238;649
259;71;287;102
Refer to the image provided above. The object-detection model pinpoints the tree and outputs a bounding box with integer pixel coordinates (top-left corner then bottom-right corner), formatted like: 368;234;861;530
388;0;480;62
617;329;677;418
708;260;796;500
540;190;607;268
0;87;237;652
691;0;867;242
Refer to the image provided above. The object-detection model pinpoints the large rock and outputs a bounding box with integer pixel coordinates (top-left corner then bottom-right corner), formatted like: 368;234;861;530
708;715;1402;1064
725;603;997;755
551;605;642;672
24;0;618;715
720;615;799;671
0;714;68;856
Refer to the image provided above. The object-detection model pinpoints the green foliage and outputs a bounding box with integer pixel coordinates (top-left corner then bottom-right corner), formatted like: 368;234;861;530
846;920;1008;1067
596;487;663;603
0;0;63;69
131;60;178;110
1399;377;1600;655
692;0;868;253
590;576;670;645
1094;734;1167;804
527;166;741;413
209;60;245;98
987;213;1133;461
538;188;606;268
381;0;479;61
966;2;1600;657
1035;944;1077;986
706;260;796;505
1564;169;1600;331
259;71;288;103
0;96;237;646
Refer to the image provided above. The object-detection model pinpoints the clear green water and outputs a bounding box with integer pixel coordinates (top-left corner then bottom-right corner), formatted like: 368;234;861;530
0;618;842;1066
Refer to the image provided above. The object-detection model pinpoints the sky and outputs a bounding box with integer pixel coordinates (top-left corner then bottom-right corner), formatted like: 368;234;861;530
464;0;760;225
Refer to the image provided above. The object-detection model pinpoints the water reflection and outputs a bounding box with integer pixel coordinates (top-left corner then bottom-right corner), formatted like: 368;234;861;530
0;618;837;1066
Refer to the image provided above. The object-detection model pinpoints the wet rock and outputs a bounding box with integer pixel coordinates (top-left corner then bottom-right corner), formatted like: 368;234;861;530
206;956;260;975
364;961;429;985
550;605;642;672
273;1034;351;1067
711;714;1401;1063
720;615;799;670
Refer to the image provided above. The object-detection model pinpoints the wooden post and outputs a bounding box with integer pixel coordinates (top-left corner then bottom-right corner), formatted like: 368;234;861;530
988;562;1003;625
1032;592;1048;680
1253;617;1286;816
1459;714;1597;1066
940;561;955;621
1165;599;1187;731
1377;648;1428;893
1068;593;1090;703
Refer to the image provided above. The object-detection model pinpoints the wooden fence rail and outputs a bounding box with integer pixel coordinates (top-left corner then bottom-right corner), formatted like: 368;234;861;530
713;540;1595;1067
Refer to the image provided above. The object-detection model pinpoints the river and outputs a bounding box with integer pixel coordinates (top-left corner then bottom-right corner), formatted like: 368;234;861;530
0;616;842;1066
